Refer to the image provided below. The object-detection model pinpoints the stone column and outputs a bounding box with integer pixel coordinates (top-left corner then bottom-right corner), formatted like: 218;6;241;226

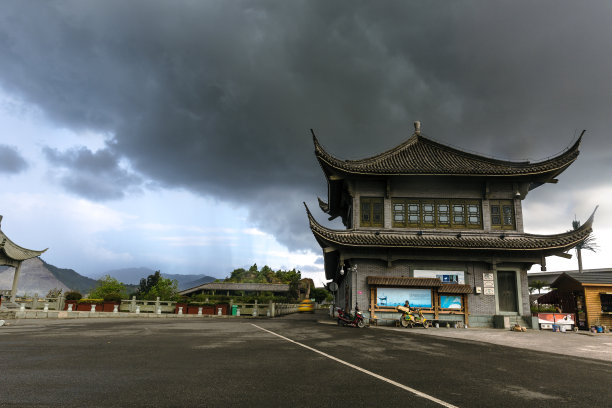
269;300;275;317
10;261;22;303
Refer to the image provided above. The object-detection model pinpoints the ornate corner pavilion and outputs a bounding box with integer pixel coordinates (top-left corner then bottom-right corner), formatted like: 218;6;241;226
0;215;47;303
306;123;595;327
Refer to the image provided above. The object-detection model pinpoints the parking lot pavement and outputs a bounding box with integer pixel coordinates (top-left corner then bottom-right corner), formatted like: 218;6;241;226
322;316;612;362
2;313;612;407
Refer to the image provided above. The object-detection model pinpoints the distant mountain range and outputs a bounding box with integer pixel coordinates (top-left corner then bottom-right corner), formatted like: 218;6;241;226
93;267;217;290
0;259;217;296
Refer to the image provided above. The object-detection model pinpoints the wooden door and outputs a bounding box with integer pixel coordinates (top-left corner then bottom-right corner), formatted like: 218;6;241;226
497;271;518;312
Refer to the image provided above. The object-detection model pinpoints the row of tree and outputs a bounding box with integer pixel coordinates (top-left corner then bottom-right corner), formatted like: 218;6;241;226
82;264;329;302
224;264;303;299
76;271;180;301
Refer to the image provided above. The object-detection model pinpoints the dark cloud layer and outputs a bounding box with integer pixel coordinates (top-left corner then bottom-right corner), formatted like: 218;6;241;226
0;144;28;174
0;1;610;251
43;146;142;200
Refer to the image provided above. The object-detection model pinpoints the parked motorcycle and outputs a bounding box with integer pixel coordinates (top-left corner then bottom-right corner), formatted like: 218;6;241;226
397;306;430;328
337;307;365;328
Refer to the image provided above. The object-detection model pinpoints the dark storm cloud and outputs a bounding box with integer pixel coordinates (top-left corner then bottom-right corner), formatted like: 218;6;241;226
0;144;28;174
43;145;142;200
0;1;610;250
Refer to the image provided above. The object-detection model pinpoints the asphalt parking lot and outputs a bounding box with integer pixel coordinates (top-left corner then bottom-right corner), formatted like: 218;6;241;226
1;312;611;407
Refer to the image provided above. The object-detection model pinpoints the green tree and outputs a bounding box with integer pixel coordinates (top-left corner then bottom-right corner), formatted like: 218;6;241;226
571;218;598;273
528;280;547;295
310;287;332;303
88;275;126;299
145;278;179;301
137;270;179;301
137;270;162;297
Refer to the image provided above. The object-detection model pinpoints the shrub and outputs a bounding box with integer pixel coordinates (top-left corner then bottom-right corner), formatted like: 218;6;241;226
531;304;559;313
78;298;103;304
103;293;123;303
65;291;83;301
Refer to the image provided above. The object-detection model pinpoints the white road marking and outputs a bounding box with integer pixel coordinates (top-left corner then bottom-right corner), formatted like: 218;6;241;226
252;323;459;408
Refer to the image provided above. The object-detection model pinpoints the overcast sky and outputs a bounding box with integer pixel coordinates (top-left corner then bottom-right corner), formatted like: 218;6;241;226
0;1;610;283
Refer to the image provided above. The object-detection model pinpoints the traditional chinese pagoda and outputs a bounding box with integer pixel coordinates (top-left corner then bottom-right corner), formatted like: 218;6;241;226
0;215;47;306
306;122;595;328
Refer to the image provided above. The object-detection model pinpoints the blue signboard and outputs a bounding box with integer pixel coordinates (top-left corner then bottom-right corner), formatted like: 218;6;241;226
376;288;432;308
440;295;462;309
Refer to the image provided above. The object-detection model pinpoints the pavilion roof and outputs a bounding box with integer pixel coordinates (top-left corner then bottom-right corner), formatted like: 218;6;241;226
305;204;595;254
313;130;581;179
0;224;47;262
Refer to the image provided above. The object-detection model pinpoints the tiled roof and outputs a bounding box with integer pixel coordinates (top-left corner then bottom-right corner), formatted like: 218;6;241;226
367;276;442;287
0;227;47;261
528;268;612;285
179;282;290;296
553;271;612;286
439;284;473;294
313;132;581;177
305;204;595;253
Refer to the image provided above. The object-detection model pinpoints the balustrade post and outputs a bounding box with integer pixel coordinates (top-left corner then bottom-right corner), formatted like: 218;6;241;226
131;296;136;312
33;294;39;310
155;297;160;310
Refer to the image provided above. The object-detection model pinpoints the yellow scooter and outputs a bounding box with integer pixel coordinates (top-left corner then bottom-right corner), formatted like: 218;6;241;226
397;305;430;328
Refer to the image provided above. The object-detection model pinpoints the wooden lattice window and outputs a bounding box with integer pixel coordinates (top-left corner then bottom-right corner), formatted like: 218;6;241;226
490;200;515;230
436;201;451;228
390;199;482;229
421;202;435;228
361;197;384;227
466;201;482;229
392;201;406;227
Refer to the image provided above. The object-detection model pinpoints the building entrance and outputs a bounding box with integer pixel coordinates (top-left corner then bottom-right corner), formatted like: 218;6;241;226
497;271;518;312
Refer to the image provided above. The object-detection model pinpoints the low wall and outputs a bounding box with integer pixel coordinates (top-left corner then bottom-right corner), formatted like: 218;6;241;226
4;299;301;319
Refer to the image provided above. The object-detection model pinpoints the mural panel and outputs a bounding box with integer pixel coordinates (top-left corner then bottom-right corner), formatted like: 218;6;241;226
376;287;432;308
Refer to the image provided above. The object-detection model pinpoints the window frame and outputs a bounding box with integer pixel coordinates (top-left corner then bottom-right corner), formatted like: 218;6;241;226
490;199;515;230
600;293;612;313
360;197;384;227
390;198;483;229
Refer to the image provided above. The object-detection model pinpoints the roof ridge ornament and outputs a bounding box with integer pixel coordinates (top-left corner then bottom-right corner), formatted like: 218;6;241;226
414;121;421;136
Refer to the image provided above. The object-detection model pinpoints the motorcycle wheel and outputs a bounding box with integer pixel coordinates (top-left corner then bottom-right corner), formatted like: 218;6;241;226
423;322;429;329
357;320;365;328
400;318;409;328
